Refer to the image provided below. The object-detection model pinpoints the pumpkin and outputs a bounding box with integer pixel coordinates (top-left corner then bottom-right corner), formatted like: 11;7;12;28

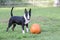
30;24;41;34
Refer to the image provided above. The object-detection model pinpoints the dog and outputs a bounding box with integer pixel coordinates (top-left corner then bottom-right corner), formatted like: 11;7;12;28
6;7;31;33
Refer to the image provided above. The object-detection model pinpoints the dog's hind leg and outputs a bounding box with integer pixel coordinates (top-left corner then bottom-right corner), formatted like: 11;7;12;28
12;24;16;31
26;24;29;32
6;22;12;32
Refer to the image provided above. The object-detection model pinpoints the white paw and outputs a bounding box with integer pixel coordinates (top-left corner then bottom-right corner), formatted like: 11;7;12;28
22;30;25;34
26;28;29;32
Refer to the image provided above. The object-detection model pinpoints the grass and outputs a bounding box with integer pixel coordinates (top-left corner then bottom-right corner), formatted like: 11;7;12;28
0;7;60;40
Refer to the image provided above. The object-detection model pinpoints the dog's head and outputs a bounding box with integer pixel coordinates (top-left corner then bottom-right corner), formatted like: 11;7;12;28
24;8;31;20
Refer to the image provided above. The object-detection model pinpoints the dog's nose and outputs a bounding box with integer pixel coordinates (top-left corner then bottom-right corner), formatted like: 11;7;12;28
28;19;30;20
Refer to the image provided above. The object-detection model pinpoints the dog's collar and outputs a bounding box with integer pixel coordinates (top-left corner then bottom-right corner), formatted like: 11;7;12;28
24;14;30;24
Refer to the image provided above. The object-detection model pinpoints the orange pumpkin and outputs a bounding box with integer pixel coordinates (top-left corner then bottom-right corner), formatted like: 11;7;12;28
30;24;41;34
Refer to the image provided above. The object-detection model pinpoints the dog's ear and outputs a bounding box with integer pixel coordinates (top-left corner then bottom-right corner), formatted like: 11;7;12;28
25;8;27;13
29;8;31;16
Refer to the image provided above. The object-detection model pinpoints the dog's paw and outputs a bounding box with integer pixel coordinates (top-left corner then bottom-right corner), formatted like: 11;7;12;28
22;30;25;34
26;28;29;32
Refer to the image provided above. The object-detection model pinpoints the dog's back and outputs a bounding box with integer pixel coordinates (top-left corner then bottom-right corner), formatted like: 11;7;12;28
9;16;25;25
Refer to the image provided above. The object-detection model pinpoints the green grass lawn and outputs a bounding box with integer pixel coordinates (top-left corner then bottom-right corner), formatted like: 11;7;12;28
0;7;60;40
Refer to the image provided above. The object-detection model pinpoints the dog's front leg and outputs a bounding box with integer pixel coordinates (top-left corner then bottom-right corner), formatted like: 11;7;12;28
22;24;25;34
26;24;29;32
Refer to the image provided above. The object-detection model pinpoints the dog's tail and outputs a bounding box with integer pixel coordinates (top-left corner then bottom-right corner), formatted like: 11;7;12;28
11;7;14;17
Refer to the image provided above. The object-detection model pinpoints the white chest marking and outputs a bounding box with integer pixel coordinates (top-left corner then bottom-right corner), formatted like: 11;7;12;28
24;14;30;24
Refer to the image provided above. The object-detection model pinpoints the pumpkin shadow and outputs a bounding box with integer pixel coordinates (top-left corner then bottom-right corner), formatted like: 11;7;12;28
41;30;49;32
